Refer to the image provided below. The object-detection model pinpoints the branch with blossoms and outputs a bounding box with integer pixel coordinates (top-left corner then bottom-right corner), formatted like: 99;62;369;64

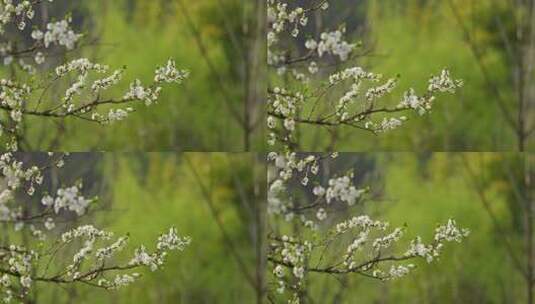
0;1;188;151
266;152;469;303
0;153;190;302
267;0;463;149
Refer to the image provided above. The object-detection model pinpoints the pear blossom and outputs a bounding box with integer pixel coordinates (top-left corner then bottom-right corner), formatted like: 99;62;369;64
0;154;190;302
0;1;188;151
267;0;463;149
268;153;468;302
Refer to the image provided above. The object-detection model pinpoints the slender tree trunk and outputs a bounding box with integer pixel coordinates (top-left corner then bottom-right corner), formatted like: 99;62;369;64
243;0;265;151
254;153;267;304
243;13;266;300
526;154;534;304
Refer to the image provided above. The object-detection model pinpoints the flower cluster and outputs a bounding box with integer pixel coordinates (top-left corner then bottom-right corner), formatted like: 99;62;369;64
268;152;369;223
122;79;161;106
267;0;463;150
3;13;80;67
0;79;32;147
41;184;95;216
128;228;191;272
32;17;82;50
323;175;366;206
267;153;469;302
0;154;190;301
0;153;84;234
0;0;38;33
154;59;189;84
0;0;188;150
306;29;356;61
91;69;124;93
0;244;38;301
269;235;312;297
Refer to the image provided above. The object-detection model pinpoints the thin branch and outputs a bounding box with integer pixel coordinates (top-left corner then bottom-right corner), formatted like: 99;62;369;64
460;154;527;278
183;154;256;289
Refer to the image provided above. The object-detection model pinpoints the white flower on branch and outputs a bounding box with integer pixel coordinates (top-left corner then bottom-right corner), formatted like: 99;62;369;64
267;0;463;149
20;276;31;289
123;79;161;106
43;18;82;50
111;274;140;289
316;208;327;221
267;153;468;302
96;236;129;261
41;184;95;216
0;154;190;302
107;108;133;123
31;30;43;41
388;264;415;279
92;69;124;93
326;175;366;206
157;227;191;251
34;52;45;65
129;246;159;271
154;59;189;84
317;30;355;61
44;217;55;230
0;1;36;34
55;58;108;77
0;1;188;151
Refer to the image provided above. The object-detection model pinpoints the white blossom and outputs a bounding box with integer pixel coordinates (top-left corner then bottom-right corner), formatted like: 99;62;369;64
154;59;189;83
43;18;82;50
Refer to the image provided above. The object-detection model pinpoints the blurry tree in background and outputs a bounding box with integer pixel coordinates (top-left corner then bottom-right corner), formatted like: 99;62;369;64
462;153;534;303
173;0;265;150
183;153;266;303
447;0;535;151
363;0;535;151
